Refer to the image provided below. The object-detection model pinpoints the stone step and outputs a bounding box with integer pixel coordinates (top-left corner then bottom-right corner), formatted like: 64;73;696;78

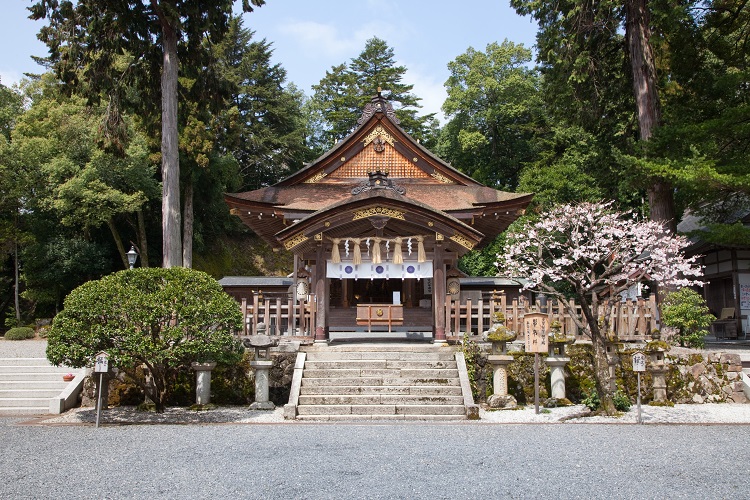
0;406;51;415
304;360;457;370
301;377;460;387
302;368;459;379
298;394;465;406
296;414;466;421
0;388;63;399
0;397;51;408
0;381;69;390
0;372;75;381
305;351;456;361
0;358;54;367
296;404;465;416
300;385;463;396
0;365;71;374
304;344;453;353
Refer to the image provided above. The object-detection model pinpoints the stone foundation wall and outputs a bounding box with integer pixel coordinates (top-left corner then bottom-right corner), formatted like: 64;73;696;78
461;339;748;405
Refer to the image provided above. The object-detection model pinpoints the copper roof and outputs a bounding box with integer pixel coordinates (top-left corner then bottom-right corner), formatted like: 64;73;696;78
225;93;533;250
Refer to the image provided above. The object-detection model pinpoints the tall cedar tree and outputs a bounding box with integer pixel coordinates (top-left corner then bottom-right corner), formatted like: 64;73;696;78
30;0;265;267
512;0;676;230
311;37;436;148
216;17;310;190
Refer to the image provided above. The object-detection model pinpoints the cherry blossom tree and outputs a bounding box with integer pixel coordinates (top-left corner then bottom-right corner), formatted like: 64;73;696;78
498;201;702;413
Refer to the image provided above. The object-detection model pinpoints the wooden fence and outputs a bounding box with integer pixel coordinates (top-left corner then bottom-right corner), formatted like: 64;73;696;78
234;291;659;341
444;294;658;342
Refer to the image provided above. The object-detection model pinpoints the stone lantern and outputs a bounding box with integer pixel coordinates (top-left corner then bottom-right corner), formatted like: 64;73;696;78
547;320;574;400
484;312;518;409
645;329;670;402
243;324;279;410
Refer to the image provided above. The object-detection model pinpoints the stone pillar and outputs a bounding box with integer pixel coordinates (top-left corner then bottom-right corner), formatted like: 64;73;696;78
648;349;668;402
191;362;217;405
488;354;513;395
546;356;570;399
249;359;275;410
433;243;446;343
314;242;328;343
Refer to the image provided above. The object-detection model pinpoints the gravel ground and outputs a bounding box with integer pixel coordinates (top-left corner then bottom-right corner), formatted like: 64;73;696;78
0;419;747;499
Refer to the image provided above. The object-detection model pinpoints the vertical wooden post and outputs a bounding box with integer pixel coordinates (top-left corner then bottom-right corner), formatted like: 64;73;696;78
433;243;446;342
241;297;248;337
314;243;328;342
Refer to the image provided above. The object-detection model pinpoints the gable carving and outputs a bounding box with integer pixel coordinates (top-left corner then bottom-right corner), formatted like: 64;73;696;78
329;142;431;179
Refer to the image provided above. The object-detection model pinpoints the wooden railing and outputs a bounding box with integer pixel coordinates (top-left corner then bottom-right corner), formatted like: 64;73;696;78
445;294;658;342
232;291;658;341
239;294;316;337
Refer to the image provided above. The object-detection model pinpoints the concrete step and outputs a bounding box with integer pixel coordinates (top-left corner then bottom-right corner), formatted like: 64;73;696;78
0;358;54;367
0;397;51;408
302;368;459;379
0;365;71;374
0;406;52;415
305;351;456;361
0;381;69;390
304;360;457;370
297;404;465;416
0;372;75;381
302;376;460;387
300;385;463;396
0;388;65;399
296;414;466;421
298;394;465;406
304;344;453;353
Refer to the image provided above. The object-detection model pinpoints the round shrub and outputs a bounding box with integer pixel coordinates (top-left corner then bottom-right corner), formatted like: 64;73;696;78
4;327;35;340
47;267;243;412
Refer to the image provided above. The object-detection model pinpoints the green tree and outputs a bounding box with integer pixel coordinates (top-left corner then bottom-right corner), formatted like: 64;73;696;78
30;0;265;267
47;267;243;412
217;17;310;190
439;40;543;189
310;37;436;146
511;0;676;229
661;288;715;348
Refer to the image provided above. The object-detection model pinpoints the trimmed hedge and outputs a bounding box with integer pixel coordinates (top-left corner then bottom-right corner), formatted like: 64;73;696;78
4;327;35;340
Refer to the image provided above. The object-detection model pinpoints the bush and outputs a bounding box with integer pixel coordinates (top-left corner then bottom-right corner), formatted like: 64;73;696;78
47;267;243;412
661;288;714;348
4;327;35;340
613;390;631;412
582;391;600;411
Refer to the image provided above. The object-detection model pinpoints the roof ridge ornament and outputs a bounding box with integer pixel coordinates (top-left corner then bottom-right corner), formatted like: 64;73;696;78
357;92;400;126
351;170;406;196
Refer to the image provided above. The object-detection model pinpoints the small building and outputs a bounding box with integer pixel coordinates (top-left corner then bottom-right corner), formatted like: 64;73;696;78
224;93;533;341
678;209;750;338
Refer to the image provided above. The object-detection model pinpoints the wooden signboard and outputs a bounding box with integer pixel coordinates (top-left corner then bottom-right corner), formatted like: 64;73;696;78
524;312;549;354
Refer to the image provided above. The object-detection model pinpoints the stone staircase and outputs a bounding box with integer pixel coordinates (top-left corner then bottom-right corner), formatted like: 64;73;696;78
294;344;468;421
0;358;77;415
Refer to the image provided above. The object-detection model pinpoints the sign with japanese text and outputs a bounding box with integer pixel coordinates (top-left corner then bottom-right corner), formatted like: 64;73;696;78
524;313;549;354
94;352;109;373
632;352;646;372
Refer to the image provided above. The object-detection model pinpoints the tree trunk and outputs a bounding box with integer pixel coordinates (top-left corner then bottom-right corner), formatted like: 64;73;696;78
137;209;149;268
107;218;129;269
182;177;194;269
14;238;20;323
578;291;617;414
160;18;182;268
625;0;677;232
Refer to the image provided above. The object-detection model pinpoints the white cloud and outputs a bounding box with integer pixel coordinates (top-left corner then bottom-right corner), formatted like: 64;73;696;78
400;63;447;123
0;70;24;87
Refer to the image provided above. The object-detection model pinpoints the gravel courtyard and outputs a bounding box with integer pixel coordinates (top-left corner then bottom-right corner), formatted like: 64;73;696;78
1;417;748;499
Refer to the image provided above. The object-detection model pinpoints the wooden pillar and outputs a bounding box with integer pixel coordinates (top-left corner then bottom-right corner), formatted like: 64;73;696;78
342;278;350;308
314;242;328;342
433;243;446;342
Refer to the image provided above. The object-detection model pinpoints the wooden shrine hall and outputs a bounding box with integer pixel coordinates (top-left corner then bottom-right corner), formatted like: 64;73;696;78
224;93;533;342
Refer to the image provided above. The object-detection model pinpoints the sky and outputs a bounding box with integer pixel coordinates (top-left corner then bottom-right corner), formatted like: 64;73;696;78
0;0;539;121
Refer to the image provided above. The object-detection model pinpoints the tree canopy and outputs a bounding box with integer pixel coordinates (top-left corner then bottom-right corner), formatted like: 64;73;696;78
47;267;243;412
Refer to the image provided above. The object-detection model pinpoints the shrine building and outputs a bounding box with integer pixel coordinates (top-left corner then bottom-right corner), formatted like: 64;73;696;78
224;93;533;342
